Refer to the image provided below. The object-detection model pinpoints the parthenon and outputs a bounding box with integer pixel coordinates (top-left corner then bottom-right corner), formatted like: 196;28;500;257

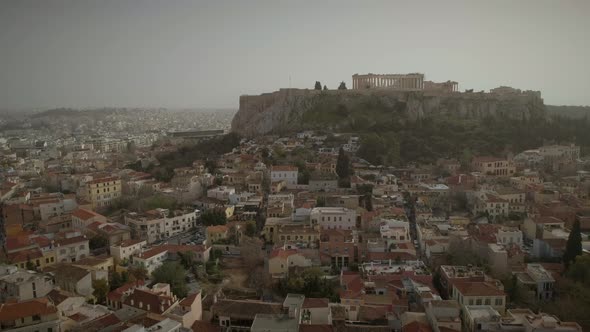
352;73;459;93
352;73;424;90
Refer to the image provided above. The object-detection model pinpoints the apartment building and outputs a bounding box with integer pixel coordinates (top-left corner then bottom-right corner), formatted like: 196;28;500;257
310;207;357;230
125;209;198;244
472;157;515;176
86;176;122;209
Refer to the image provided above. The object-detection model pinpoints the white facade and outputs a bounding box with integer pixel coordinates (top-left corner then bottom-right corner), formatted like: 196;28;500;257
207;186;236;201
270;166;298;188
310;207;357;230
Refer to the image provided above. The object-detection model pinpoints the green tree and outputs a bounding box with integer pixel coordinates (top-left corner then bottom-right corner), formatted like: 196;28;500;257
245;221;257;237
89;235;108;250
314;81;322;90
110;271;122;290
201;209;227;226
178;251;196;270
336;147;351;179
338;81;347;90
152;262;188;298
566;254;590;285
323;85;328;91
92;279;109;304
128;265;148;281
564;220;582;269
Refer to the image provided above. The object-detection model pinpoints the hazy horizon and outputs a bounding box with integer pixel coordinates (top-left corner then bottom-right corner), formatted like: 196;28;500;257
1;0;589;109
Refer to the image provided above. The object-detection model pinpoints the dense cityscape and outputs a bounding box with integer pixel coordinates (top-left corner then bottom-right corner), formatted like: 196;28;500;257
1;2;590;332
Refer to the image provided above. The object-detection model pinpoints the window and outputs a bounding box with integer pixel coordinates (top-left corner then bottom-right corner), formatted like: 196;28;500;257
485;298;491;305
32;315;41;321
495;298;503;306
476;299;482;305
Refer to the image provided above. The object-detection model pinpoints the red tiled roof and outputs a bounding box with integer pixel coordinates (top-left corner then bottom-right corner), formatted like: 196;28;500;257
179;291;200;307
192;320;221;332
123;289;174;314
454;281;505;297
72;208;104;220
107;280;145;302
403;321;433;332
119;239;145;247
0;297;57;321
87;177;119;185
8;247;43;263
55;235;87;247
270;249;298;259
299;325;334;332
271;165;298;172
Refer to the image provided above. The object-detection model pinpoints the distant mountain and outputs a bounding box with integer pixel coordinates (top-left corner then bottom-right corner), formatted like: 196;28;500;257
546;105;590;119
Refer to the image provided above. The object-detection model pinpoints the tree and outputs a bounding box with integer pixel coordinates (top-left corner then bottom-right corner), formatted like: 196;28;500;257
25;255;36;270
567;254;590;285
564;220;582;269
336;147;351;179
178;251;196;270
338;81;347;90
128;265;148;281
89;235;108;250
314;81;322;90
92;279;109;305
201;209;227;226
241;236;265;268
245;221;257;237
152;262;188;298
323;85;328;91
110;271;122;290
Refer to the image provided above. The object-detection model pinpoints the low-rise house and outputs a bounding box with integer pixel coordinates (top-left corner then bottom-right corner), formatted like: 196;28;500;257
110;239;147;264
54;235;90;263
319;229;356;268
166;291;203;328
133;245;210;274
451;280;506;313
515;263;555;301
211;299;283;331
71;208;107;230
0;297;61;332
206;225;229;244
268;248;313;277
46;263;94;297
0;265;54;302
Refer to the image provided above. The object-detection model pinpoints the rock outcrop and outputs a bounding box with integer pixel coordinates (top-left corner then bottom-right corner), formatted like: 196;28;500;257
231;88;545;137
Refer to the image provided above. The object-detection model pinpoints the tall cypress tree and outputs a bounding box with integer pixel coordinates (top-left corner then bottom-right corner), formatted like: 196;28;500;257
564;219;582;269
336;147;350;179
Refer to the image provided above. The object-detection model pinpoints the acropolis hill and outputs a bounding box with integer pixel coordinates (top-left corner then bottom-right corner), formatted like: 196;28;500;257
231;73;545;137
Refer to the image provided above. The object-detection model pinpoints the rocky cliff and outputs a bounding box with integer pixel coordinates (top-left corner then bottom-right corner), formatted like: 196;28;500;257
231;88;545;137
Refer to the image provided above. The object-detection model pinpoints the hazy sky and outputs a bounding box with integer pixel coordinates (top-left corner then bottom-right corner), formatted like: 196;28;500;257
1;0;589;109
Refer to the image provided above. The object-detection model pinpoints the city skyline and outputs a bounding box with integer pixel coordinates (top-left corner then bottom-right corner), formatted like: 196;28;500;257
1;0;589;109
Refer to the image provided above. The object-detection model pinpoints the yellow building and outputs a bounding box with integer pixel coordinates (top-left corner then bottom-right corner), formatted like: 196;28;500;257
206;225;229;244
472;157;516;176
86;177;122;210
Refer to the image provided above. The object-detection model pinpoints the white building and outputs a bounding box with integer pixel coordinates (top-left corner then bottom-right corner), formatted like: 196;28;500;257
207;186;236;201
109;239;147;264
125;209;198;244
270;166;298;188
0;265;54;302
310;207;357;230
